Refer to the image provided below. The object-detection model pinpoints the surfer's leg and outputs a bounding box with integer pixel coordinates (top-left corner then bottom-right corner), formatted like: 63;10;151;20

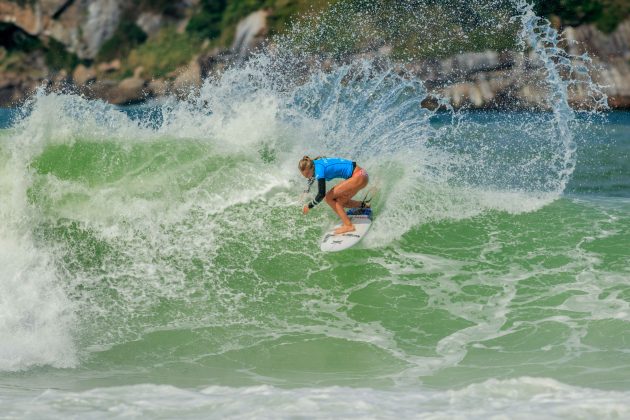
331;170;369;209
331;195;355;233
344;199;364;208
324;187;337;210
333;200;354;232
328;171;369;234
335;195;354;208
325;188;355;233
340;196;370;209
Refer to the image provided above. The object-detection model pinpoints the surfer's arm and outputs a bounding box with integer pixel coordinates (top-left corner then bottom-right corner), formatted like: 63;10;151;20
308;179;326;208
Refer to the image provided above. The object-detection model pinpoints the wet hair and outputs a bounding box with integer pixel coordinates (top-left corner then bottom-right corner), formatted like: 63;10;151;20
298;156;314;172
298;155;325;172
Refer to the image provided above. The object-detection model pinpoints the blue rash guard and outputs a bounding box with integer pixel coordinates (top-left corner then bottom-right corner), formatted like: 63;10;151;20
308;158;356;209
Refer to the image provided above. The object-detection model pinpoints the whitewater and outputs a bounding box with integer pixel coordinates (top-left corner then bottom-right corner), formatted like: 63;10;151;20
1;0;629;418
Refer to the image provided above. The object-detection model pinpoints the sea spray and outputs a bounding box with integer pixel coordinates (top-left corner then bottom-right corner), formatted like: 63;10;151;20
512;0;608;193
0;0;611;383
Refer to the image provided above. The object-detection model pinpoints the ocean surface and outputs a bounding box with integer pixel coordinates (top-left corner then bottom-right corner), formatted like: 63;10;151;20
1;1;630;418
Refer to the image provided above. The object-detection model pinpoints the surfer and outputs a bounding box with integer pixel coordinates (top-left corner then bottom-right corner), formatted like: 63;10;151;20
299;156;369;234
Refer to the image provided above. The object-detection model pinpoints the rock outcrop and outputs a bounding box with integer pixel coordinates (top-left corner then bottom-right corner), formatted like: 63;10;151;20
407;20;630;110
0;2;629;109
231;9;270;59
72;64;96;86
173;57;202;95
0;1;41;35
565;19;630;108
136;12;163;38
1;0;121;59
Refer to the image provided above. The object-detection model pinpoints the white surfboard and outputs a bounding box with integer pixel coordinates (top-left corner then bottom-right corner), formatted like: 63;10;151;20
320;208;372;252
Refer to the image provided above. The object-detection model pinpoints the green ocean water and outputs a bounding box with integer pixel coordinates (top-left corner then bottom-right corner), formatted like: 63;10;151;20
1;102;629;417
2;1;630;416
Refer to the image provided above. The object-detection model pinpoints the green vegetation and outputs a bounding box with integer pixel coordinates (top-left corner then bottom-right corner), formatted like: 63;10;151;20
7;0;36;6
123;27;202;78
395;2;520;59
2;0;629;81
97;19;148;62
0;49;25;73
534;0;630;33
45;38;79;71
81;0;334;78
283;0;519;60
186;0;228;40
135;0;185;17
186;0;331;46
0;23;79;73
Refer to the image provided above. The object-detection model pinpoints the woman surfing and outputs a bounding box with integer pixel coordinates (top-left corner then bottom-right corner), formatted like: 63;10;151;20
299;156;370;234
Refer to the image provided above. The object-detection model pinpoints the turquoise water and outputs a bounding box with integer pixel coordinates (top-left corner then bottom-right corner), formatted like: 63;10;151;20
2;1;630;418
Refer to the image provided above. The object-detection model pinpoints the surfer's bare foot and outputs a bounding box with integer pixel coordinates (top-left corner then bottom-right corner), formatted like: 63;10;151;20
335;225;355;234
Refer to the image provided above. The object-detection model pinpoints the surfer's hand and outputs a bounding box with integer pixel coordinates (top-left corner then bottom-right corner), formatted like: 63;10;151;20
302;205;309;215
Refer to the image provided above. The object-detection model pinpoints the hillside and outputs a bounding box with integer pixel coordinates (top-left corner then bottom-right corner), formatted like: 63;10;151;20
0;0;629;108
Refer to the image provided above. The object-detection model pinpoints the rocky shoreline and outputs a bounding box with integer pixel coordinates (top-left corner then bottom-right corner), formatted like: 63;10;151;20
1;1;629;110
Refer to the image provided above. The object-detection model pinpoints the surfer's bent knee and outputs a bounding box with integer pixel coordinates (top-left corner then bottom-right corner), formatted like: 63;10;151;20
325;189;336;203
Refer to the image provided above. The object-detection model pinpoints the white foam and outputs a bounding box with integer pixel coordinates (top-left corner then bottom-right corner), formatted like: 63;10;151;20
3;378;630;418
0;156;76;371
0;233;77;371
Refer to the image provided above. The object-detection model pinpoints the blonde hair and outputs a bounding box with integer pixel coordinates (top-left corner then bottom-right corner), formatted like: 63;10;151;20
298;155;314;172
298;155;325;171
